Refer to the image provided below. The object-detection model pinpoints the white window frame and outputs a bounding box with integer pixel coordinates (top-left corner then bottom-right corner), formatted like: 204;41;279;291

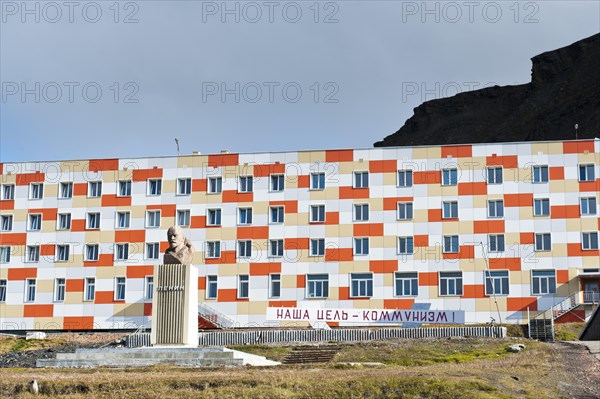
238;207;253;225
1;184;15;200
206;275;218;299
177;178;192;195
26;245;40;263
442;168;457;186
85;244;99;261
535;233;551;252
353;203;369;222
145;276;154;300
397;169;413;187
207;208;222;226
350;273;373;298
238;275;249;299
238;176;253;193
25;279;36;302
269;274;281;298
57;213;71;230
487;199;504;218
439;271;463;296
398;236;414;255
118;180;132;197
116;211;130;229
310;172;325;190
115;243;129;261
534;198;550;217
354;237;369;256
56;244;70;262
270;174;284;192
394;272;418;297
84;277;96;301
177;209;191;227
54;278;66;302
306;274;329;298
532;165;549;183
484;270;509;296
0;214;13;232
147;178;162;196
0;279;6;302
310;205;325;223
269;239;284;258
238;240;252;258
310;238;325;257
397;202;413;220
487;166;503;184
28;213;42;231
145;242;160;260
579;164;595;182
88;181;102;198
86;212;101;229
488;234;505;253
208;177;222;194
442;201;458;219
115;277;126;301
532;270;556;295
580;197;597;216
29;183;43;200
353;171;369;188
582;232;599;250
59;182;73;199
0;246;10;263
270;206;284;224
146;210;161;228
443;235;459;253
205;241;221;259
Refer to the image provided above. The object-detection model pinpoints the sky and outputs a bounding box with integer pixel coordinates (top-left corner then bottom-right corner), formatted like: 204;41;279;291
0;0;599;163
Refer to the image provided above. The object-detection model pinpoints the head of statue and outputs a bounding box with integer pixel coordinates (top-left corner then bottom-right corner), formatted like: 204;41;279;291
167;226;185;250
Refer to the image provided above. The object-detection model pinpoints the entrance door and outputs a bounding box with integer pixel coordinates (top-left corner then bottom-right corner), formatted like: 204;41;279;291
583;280;600;303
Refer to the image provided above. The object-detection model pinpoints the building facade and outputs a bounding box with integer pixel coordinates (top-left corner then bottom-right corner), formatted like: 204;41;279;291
0;139;599;330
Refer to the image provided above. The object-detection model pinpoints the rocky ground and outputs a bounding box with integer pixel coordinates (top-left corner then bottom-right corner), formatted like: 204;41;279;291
553;341;600;399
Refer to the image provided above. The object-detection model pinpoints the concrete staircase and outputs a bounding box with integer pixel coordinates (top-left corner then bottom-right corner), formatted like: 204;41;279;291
282;345;341;365
529;293;580;341
36;347;278;368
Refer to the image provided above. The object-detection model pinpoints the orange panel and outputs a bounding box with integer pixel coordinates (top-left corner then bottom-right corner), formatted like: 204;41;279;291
298;175;310;188
551;205;580;219
462;285;485;298
66;279;84;292
71;219;86;232
94;291;115;304
383;299;415;309
144;303;152;316
222;190;253;203
338;286;350;300
0;163;2;174
73;183;87;196
24;304;54;317
40;244;55;257
63;316;95;330
324;212;340;225
504;193;533;207
486;155;518;168
428;209;442;222
563;140;595;154
284;238;309;250
325;248;353;262
126;265;154;279
0;233;26;245
414;235;429;247
191;216;206;228
520;232;534;245
567;243;600;257
549;166;564;180
147;204;176;218
198;276;206;289
579;181;599;192
369;160;397;173
16;172;45;186
217;288;246;302
208;153;239;167
325;149;353;162
418;272;438;286
85;254;113;267
205;250;236;265
327;322;340;327
383;197;413;211
269;200;298;214
473;220;505;234
101;195;132;207
253;163;286;178
369;260;397;273
250;263;282;276
88;159;119;172
458;182;487;195
192;178;207;192
115;230;145;243
339;186;370;199
507;297;537;312
0;200;15;210
268;300;297;308
441;145;472;158
237;226;269;240
132;168;163;182
556;270;569;284
353;223;384;237
296;275;306;288
414;171;441;184
488;257;521;271
8;268;37;280
28;208;57;221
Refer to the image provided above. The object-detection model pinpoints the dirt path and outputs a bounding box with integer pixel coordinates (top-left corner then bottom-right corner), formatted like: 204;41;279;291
553;342;600;399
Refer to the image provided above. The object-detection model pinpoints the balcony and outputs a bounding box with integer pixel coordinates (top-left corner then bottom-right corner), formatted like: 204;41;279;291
583;291;600;304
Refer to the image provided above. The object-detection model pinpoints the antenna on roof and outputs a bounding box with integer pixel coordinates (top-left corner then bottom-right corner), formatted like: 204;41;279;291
175;138;180;156
575;124;579;140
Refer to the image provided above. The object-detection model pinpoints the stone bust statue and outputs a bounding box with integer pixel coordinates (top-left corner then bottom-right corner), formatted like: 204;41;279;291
163;226;194;265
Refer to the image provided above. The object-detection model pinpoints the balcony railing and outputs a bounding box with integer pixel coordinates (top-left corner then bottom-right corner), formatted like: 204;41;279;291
583;291;600;304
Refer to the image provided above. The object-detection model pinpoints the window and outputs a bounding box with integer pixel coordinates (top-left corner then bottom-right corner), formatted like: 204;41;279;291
238;275;249;299
146;210;161;228
485;270;509;296
26;245;39;262
56;245;70;262
442;168;457;186
270;174;284;191
0;246;10;263
57;213;71;230
354;171;369;188
88;181;102;197
55;278;66;302
59;182;73;199
115;277;126;300
29;183;43;199
177;178;191;195
579;164;595;182
145;276;154;300
310;205;325;223
488;200;504;218
87;212;100;229
118;180;131;197
85;278;96;301
488;234;505;252
115;243;129;261
208;177;222;194
534;198;550;217
205;241;221;259
177;209;191;227
206;275;218;299
26;279;36;302
581;197;597;215
398;236;414;255
354;204;369;222
270;239;284;257
533;165;549;183
532;270;556;295
443;235;459;253
146;243;160;260
238;208;253;225
354;237;369;255
238;240;252;258
582;232;599;250
0;215;12;231
351;273;373;297
439;271;463;296
116;211;130;229
239;176;253;193
397;202;413;220
0;280;6;302
487;166;503;184
535;233;551;251
207;209;221;226
86;244;99;261
443;201;458;219
395;272;418;296
310;238;325;256
28;214;41;231
270;274;281;298
2;184;15;200
397;170;413;187
310;173;325;190
148;179;162;195
307;274;329;298
270;206;284;224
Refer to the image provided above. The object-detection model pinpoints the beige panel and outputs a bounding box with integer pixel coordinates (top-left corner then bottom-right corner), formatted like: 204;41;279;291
191;193;207;203
413;209;428;223
131;205;146;219
578;153;596;163
42;220;57;233
206;194;223;204
309;189;328;201
582;257;600;267
458;221;474;235
412;147;429;160
519;207;535;220
382;172;397;186
160;217;176;230
427;184;442;197
205;228;223;241
568;218;598;231
162;180;176;194
427;286;439;299
440;186;458;197
475;297;507;312
338;261;369;274
101;172;117;183
45;184;58;198
281;275;297;289
442;222;460;235
458;157;486;171
369;198;383;212
339;163;356;175
531;142;550;155
472;195;488;209
34;317;62;330
1;305;24;317
383;273;394;286
65;292;83;304
369;237;384;248
37;279;54;292
383;236;397;249
551;244;568;257
96;268;118;279
354;299;383;309
0;174;17;183
86;231;102;243
243;301;267;315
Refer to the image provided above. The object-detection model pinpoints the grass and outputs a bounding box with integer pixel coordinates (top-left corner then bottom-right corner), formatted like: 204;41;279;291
0;337;67;354
554;323;585;341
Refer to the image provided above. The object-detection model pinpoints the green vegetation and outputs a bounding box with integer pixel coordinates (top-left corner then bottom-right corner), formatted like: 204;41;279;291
554;322;585;341
0;337;67;354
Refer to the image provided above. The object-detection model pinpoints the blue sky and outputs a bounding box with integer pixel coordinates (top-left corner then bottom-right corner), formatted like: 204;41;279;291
1;1;598;162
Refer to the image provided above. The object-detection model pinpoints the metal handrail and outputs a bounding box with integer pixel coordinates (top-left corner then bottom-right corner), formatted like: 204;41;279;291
583;291;600;304
198;302;236;329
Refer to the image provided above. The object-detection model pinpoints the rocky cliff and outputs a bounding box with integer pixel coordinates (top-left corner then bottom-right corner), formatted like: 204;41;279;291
374;33;600;147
